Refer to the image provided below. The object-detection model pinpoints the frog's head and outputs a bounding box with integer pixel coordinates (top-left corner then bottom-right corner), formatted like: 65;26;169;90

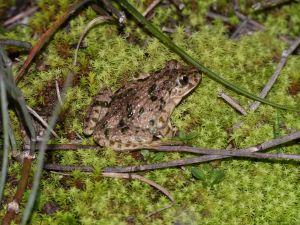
169;62;201;100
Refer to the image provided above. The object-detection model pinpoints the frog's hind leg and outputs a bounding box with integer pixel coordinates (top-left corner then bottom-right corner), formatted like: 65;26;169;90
94;127;157;151
83;88;113;136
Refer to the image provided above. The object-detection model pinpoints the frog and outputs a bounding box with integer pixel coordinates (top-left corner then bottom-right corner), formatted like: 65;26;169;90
83;60;201;151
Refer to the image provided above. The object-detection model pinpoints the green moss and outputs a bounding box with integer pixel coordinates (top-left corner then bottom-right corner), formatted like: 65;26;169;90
1;0;300;224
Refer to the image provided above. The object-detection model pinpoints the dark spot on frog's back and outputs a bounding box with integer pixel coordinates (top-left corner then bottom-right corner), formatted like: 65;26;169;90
99;121;107;129
149;119;155;126
148;84;156;95
139;107;144;115
117;119;126;128
127;104;133;118
104;129;109;138
121;126;129;133
150;95;158;101
159;97;166;110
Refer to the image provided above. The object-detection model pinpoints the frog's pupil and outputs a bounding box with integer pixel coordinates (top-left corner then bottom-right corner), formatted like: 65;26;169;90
179;76;189;86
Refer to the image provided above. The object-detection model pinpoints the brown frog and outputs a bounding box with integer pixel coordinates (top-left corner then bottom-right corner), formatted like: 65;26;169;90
83;60;201;151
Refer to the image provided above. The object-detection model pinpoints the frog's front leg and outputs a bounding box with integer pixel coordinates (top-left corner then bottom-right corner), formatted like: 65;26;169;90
83;88;113;136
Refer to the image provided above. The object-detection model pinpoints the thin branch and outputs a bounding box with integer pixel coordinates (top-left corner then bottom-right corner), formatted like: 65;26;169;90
2;156;34;225
252;0;294;11
143;0;161;17
103;172;174;201
206;11;230;23
161;27;176;33
0;39;32;51
26;105;59;138
100;0;126;23
149;145;300;160
74;16;113;64
102;131;300;173
249;36;300;111
55;80;63;106
41;167;175;216
44;164;93;172
44;132;300;173
45;143;101;150
3;6;38;27
218;90;247;115
103;172;174;217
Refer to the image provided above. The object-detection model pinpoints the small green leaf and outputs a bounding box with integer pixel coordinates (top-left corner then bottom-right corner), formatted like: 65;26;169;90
210;169;225;186
191;167;206;181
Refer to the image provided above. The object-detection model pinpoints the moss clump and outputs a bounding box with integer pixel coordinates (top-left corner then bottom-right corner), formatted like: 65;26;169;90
1;0;300;224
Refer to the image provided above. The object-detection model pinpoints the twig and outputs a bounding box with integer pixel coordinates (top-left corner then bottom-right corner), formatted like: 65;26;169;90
143;0;161;17
26;105;59;138
102;131;300;173
0;39;32;51
102;172;174;216
249;36;300;111
42;167;175;216
3;6;38;27
149;145;300;160
206;11;230;23
100;0;126;24
44;132;300;173
162;27;176;33
44;164;93;172
218;90;247;115
74;16;113;64
46;143;100;150
2;155;34;225
15;0;93;82
55;80;63;106
252;0;294;11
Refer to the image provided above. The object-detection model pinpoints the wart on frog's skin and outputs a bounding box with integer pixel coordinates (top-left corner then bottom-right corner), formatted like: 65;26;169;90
83;60;201;151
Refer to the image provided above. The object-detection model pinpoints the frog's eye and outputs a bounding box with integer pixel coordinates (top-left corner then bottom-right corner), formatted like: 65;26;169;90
176;75;189;86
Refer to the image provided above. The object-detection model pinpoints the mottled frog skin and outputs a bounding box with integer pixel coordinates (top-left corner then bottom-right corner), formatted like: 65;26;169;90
84;60;201;150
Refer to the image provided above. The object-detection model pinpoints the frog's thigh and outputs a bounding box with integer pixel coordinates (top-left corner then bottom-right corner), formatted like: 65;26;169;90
83;88;113;136
156;109;177;138
95;127;153;151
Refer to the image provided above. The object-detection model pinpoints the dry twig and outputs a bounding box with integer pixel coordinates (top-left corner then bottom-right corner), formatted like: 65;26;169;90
3;6;38;27
143;0;161;17
26;105;59;138
102;131;300;173
249;36;300;111
218;90;247;115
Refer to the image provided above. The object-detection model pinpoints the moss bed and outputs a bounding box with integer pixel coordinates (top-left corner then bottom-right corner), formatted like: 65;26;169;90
0;0;300;224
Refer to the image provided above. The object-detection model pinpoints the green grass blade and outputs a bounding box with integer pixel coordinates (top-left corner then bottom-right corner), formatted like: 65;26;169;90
0;72;10;202
116;0;298;112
